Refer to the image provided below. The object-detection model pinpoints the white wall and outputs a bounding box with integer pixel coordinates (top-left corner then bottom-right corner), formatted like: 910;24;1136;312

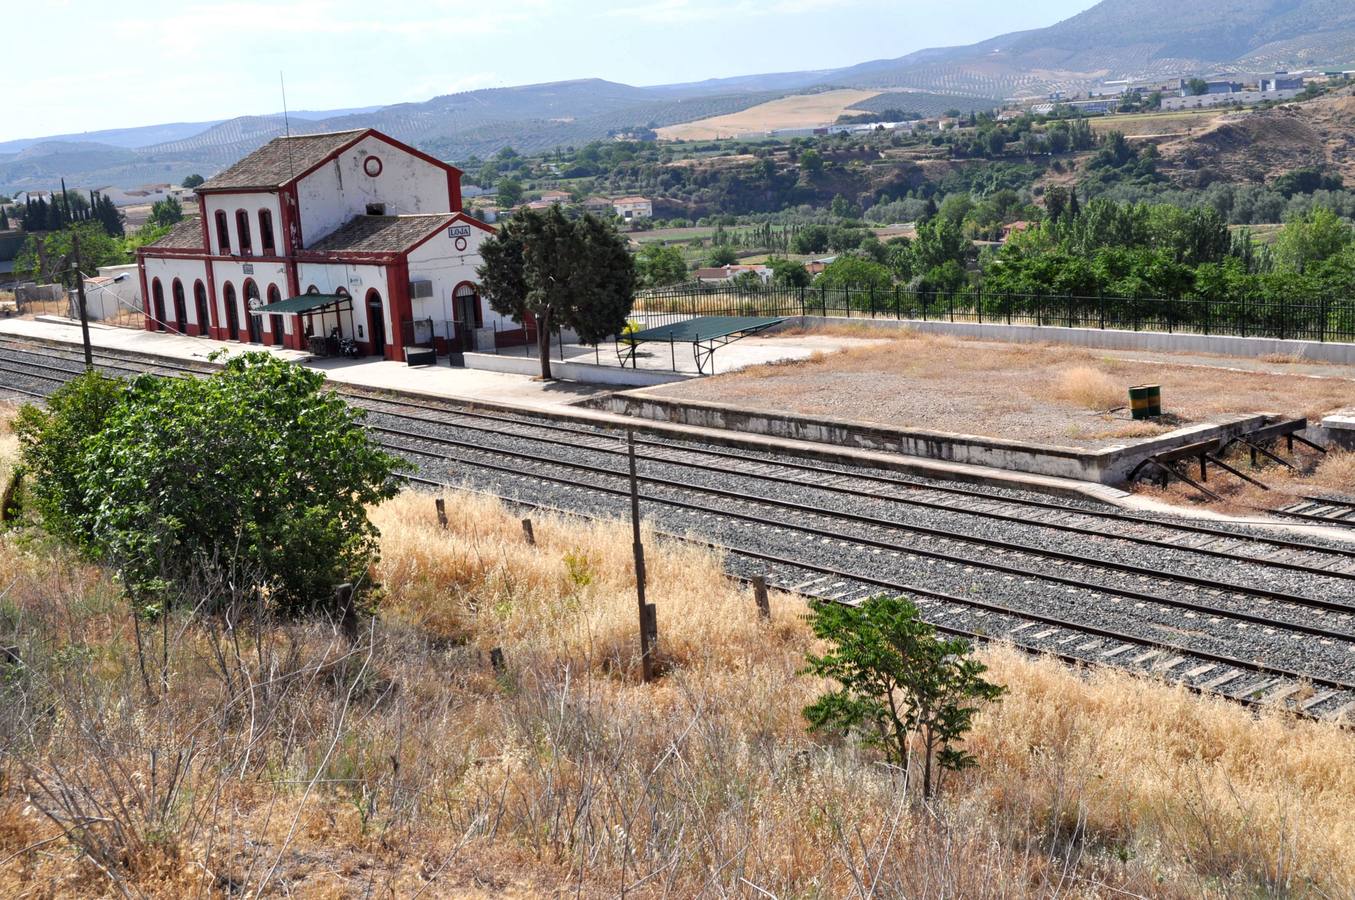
212;259;289;338
141;256;209;329
296;261;390;345
296;134;453;247
404;218;512;330
200;192;284;256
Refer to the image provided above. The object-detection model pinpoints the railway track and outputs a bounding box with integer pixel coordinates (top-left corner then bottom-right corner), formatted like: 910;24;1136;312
3;336;1354;720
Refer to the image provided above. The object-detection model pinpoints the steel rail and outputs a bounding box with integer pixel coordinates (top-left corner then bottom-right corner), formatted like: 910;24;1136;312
351;396;1355;577
369;424;1355;620
395;468;1355;705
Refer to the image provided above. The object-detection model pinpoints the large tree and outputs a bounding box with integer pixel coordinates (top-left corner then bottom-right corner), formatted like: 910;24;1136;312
478;206;636;380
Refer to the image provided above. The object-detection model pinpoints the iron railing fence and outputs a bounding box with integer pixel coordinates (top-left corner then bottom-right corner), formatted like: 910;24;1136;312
632;285;1355;344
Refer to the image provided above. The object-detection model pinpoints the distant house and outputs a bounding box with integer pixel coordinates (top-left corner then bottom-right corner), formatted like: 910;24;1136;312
612;196;652;221
1001;221;1035;242
1262;75;1305;92
537;190;572;204
803;256;837;277
98;183;197;208
583;196;615;216
695;264;771;285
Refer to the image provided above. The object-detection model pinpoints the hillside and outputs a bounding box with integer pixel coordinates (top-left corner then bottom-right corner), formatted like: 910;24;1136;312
5;0;1355;194
1155;87;1355;185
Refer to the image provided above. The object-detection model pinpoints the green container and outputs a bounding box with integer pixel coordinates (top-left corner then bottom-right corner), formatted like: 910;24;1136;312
1129;384;1161;420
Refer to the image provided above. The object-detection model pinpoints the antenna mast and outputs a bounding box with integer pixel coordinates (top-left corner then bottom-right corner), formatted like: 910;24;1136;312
281;71;296;180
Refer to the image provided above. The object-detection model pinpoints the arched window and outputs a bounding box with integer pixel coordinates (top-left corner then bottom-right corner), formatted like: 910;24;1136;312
258;209;276;255
171;278;187;334
235;210;253;256
193;280;210;335
151;278;166;332
266;284;284;346
223;282;239;341
243;280;262;342
215;210;231;254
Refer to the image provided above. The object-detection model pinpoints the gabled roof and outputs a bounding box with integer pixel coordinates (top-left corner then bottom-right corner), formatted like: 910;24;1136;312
196;128;464;193
145;217;204;251
198;130;368;191
303;214;456;255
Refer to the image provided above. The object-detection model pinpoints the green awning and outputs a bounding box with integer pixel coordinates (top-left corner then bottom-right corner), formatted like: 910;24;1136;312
250;293;349;315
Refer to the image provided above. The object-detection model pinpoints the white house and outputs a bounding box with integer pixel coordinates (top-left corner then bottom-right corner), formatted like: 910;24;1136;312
136;128;509;359
612;196;653;221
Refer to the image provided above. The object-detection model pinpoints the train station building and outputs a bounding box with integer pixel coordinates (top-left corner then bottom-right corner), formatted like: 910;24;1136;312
136;128;507;360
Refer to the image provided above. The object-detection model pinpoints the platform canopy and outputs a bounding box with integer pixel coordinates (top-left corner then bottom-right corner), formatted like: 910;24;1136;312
625;315;785;343
250;293;349;316
619;315;786;374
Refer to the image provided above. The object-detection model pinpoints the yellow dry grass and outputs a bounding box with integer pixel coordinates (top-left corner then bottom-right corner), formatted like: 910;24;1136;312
656;89;883;140
0;466;1353;896
1054;365;1126;411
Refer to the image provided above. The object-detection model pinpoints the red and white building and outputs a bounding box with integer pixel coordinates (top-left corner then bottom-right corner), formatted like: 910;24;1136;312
136;128;505;359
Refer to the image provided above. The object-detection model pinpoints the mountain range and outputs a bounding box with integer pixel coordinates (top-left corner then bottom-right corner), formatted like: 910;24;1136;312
3;0;1353;195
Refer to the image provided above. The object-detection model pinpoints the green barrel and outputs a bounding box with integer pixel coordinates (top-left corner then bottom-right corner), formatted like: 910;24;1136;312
1129;384;1161;420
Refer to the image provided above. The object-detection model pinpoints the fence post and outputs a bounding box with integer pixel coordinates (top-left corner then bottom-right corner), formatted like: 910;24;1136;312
1320;297;1327;342
1006;293;1012;326
752;575;771;620
521;518;535;545
948;292;954;323
800;285;806;317
894;285;900;319
976;289;982;325
434;498;448;529
869;285;875;318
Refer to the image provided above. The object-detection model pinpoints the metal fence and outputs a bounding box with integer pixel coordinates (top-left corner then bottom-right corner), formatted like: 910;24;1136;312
633;285;1355;344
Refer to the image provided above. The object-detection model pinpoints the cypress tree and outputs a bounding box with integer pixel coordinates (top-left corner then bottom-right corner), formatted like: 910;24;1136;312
0;206;8;231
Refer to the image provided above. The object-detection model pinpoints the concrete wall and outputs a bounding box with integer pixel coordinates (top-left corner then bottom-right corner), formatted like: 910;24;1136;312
464;352;692;387
588;388;1270;483
782;316;1355;365
298;135;452;246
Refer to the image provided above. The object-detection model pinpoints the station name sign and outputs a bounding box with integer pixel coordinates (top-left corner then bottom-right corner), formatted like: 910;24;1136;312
447;225;473;238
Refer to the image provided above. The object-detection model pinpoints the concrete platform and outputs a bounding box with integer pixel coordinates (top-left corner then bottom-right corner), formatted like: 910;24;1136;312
4;315;1351;543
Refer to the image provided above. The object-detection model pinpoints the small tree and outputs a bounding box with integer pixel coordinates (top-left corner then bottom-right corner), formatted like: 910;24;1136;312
635;243;688;287
478;206;636;380
147;197;183;230
802;596;1004;799
706;244;738;267
181;174;205;188
496;176;524;208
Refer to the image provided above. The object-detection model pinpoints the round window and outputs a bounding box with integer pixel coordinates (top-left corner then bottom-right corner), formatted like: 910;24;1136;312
363;155;383;177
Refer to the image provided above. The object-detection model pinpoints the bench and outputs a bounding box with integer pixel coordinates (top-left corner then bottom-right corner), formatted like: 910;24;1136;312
405;347;437;367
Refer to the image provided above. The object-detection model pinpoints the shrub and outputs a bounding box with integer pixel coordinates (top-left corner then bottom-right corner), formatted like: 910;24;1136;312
21;354;398;616
1055;366;1124;411
12;370;126;548
802;595;1004;798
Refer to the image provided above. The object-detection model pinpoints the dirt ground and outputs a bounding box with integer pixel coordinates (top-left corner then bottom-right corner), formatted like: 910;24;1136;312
656;89;882;140
649;328;1355;449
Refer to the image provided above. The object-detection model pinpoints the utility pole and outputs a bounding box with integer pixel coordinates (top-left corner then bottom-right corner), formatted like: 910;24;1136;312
71;231;93;370
628;430;655;682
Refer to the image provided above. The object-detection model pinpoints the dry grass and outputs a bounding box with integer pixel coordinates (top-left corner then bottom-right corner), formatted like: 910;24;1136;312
657;330;1355;448
0;462;1352;896
1054;366;1126;412
656;89;883;140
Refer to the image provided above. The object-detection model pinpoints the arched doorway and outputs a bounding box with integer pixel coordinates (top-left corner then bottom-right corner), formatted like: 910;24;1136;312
267;285;284;346
171;279;187;334
193;281;210;336
151;278;167;332
243;280;263;343
223;282;239;341
365;289;386;356
452;282;481;351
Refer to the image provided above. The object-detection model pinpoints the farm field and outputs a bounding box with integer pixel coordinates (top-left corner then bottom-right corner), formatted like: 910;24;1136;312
656;89;883;140
1086;108;1236;137
648;328;1355;449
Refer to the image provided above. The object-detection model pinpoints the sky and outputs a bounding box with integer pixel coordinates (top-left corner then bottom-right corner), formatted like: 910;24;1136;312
8;0;1097;142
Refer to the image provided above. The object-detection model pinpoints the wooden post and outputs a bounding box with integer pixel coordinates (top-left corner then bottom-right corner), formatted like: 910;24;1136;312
628;431;655;682
336;583;357;643
434;497;448;529
752;575;770;620
71;232;93;370
489;647;505;673
521;518;535;545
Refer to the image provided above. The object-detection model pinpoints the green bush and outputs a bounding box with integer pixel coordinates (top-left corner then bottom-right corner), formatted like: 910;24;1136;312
16;354;398;616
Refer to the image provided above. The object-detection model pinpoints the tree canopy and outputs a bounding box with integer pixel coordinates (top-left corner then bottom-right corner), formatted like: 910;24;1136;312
478;206;636;379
